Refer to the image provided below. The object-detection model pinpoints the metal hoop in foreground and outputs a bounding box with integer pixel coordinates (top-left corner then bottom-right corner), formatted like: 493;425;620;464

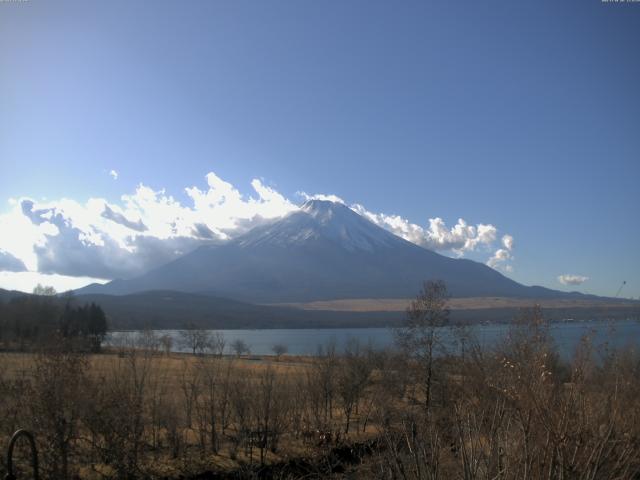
5;429;38;480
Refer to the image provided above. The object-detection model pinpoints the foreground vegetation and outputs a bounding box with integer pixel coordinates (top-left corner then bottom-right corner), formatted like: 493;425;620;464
0;326;638;478
0;283;639;479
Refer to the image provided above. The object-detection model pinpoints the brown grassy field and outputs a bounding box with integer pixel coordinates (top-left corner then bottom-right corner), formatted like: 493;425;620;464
0;350;314;386
275;296;640;312
0;348;381;479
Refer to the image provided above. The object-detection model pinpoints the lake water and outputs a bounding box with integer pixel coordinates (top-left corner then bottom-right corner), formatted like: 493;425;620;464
108;318;640;359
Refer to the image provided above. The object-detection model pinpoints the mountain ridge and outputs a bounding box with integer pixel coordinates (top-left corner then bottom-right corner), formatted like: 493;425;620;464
75;200;595;303
3;287;637;330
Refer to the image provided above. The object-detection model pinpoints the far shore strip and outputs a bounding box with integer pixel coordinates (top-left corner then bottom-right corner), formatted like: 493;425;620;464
270;297;638;312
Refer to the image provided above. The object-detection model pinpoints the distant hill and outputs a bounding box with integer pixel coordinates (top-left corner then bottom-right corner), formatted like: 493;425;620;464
77;200;588;303
62;290;640;329
74;290;400;329
4;288;392;329
0;288;29;303
3;288;637;330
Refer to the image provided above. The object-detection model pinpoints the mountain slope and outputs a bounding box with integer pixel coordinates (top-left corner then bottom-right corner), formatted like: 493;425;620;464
77;200;574;302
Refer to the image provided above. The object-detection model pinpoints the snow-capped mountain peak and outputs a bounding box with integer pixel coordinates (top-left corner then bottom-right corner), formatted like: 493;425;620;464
237;199;399;252
300;199;338;222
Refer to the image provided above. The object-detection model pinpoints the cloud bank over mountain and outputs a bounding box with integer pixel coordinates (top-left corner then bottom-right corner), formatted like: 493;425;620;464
0;172;515;285
351;205;500;257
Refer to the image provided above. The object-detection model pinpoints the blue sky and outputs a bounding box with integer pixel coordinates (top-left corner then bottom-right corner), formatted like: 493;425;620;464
0;0;639;297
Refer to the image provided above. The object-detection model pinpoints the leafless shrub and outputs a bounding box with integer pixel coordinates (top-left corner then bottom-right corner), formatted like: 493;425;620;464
231;338;250;357
83;348;153;478
27;347;88;480
272;343;288;360
179;324;214;355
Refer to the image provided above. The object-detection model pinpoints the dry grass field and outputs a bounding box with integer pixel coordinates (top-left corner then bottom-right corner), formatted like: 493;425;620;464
0;348;382;479
276;296;640;312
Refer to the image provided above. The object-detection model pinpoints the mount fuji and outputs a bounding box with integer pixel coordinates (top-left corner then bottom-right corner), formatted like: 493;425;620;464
77;200;568;303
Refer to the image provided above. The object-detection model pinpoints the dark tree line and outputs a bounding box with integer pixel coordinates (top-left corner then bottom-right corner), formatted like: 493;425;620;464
58;301;108;352
0;290;107;351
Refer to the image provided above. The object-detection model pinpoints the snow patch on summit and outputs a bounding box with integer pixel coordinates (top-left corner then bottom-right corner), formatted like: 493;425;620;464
237;200;404;252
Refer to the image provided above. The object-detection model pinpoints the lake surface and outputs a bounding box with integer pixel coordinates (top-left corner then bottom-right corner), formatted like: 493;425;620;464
108;318;640;359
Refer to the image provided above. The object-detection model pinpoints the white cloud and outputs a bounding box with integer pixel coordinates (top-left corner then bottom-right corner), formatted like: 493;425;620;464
487;249;513;270
0;174;298;280
0;202;59;271
0;172;516;287
502;234;514;251
298;191;345;204
184;173;297;237
0;271;109;293
486;234;515;272
558;274;589;286
109;170;118;180
350;204;504;258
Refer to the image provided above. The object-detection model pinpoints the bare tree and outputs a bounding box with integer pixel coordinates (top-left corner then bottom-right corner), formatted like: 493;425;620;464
137;328;160;353
231;338;250;357
83;348;154;478
179;323;212;355
193;354;231;453
396;280;449;414
207;332;226;356
336;339;373;434
159;333;173;355
272;343;288;360
29;349;87;480
228;376;252;460
179;359;200;429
